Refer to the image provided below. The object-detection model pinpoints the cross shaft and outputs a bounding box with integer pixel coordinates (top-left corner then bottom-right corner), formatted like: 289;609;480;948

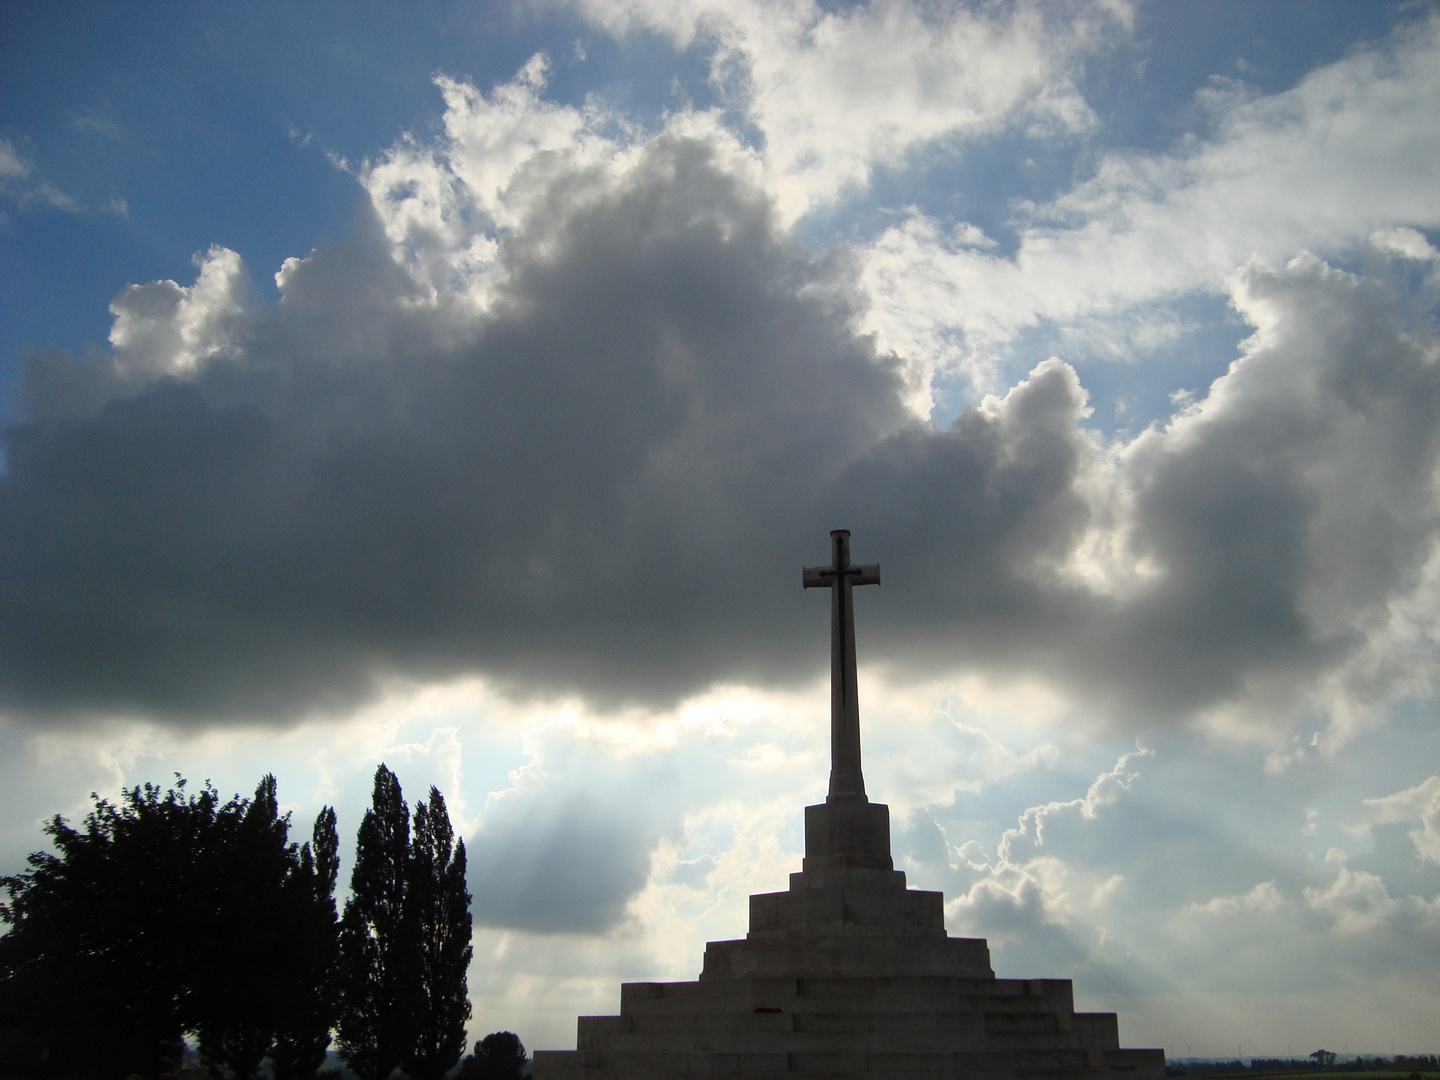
803;530;880;802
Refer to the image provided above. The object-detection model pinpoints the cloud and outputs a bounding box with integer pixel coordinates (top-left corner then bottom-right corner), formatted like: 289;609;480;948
462;683;819;934
0;130;916;724
1353;776;1440;866
859;12;1440;390
108;246;260;378
564;0;1124;220
940;750;1152;942
997;748;1152;865
0;137;79;214
1302;853;1440;937
3;43;1440;751
1069;251;1440;733
468;788;661;933
1184;881;1290;919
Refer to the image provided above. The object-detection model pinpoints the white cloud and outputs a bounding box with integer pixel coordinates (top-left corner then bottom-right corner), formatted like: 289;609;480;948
0;137;79;214
359;57;623;307
1371;225;1440;264
859;13;1440;396
997;748;1151;862
942;749;1152;943
108;245;258;378
1184;881;1291;919
566;0;1127;223
1305;866;1396;934
1353;776;1440;866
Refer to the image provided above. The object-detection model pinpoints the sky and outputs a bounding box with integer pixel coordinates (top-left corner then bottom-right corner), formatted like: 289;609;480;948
3;0;1440;1059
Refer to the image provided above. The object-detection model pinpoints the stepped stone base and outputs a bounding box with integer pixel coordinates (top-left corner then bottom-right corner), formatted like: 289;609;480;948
534;800;1163;1080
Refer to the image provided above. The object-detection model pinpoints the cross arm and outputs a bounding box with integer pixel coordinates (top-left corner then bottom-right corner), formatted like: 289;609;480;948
802;564;881;588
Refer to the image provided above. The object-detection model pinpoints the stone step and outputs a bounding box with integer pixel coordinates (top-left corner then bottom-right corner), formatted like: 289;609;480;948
536;1048;1162;1078
619;977;1077;1016
540;1048;1021;1072
703;936;994;981
582;1033;1112;1055
574;1011;1130;1053
583;1011;1100;1037
535;1046;1164;1077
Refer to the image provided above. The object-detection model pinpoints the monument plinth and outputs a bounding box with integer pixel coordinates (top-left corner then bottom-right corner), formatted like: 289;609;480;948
533;531;1164;1079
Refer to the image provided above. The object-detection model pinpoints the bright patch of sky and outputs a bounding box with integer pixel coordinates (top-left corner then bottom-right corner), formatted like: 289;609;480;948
3;0;1440;1058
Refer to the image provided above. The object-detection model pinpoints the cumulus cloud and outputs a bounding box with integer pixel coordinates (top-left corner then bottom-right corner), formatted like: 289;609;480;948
1184;881;1290;919
995;748;1152;866
859;12;1440;389
1353;776;1440;866
0;130;918;723
1302;851;1440;937
3;30;1440;753
940;750;1151;942
109;246;260;378
564;0;1123;220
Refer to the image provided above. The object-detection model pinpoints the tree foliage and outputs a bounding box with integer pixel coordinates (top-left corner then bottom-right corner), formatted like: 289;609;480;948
0;775;338;1080
338;766;474;1080
403;787;474;1080
338;764;418;1080
459;1031;528;1080
272;805;342;1080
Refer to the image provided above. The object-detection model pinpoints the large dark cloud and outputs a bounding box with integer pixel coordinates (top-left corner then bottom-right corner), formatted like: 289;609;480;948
2;135;1438;729
0;138;914;722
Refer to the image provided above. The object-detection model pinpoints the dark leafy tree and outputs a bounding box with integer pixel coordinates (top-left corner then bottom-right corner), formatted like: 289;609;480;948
459;1031;528;1080
0;778;212;1078
0;775;339;1080
194;775;297;1073
272;806;342;1080
337;764;418;1080
402;787;474;1080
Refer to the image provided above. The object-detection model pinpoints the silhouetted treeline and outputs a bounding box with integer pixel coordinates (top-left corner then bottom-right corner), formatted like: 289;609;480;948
1168;1057;1440;1077
0;764;474;1080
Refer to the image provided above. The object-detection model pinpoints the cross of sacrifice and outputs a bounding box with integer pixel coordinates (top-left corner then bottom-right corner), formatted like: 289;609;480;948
803;529;880;803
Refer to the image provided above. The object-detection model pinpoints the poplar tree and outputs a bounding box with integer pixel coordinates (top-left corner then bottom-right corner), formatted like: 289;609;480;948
402;787;474;1080
272;806;342;1080
337;765;418;1080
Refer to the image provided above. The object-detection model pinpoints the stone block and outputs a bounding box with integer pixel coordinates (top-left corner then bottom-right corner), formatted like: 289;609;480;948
803;802;892;872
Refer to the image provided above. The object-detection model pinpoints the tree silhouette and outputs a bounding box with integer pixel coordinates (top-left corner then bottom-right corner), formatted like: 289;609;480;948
272;806;342;1080
194;776;299;1072
338;764;419;1080
402;787;474;1080
338;768;476;1080
0;775;339;1080
459;1031;528;1080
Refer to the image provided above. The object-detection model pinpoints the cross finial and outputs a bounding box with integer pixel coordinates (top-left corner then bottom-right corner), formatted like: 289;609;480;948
803;530;880;802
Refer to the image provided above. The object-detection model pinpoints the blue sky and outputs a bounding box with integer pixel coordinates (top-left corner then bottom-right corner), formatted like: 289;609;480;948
3;0;1439;1057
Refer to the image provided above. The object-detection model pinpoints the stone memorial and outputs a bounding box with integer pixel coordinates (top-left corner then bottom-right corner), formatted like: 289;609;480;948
534;531;1165;1079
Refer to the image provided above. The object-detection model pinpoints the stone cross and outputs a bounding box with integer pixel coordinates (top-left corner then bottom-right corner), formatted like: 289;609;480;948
804;529;880;803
